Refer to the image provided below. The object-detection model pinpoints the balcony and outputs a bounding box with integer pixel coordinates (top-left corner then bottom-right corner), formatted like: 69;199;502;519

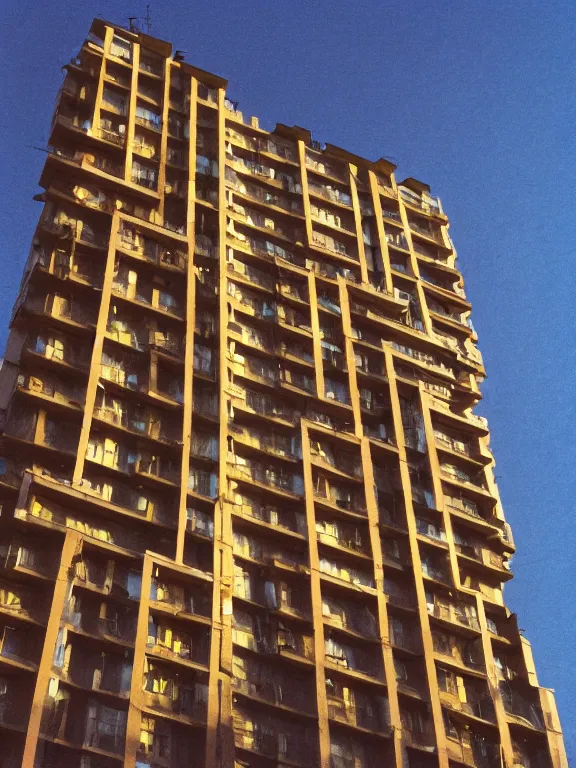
232;608;314;663
233;531;307;573
93;400;180;444
233;564;311;619
421;556;451;585
384;578;417;611
187;468;217;499
446;729;500;768
236;387;298;424
327;679;389;734
308;182;351;207
232;494;307;538
118;225;187;271
150;577;212;619
61;643;132;697
0;578;46;624
232;652;315;713
0;678;30;730
321;594;378;638
409;219;444;244
427;596;480;631
316;519;369;558
139;54;163;78
230;423;300;462
143;661;208;722
399;186;442;216
64;596;136;645
433;630;485;674
324;636;382;680
233;707;316;766
1;542;56;580
500;685;545;730
310;441;362;479
313;474;366;516
228;454;303;497
147;617;210;669
0;624;39;669
319;557;374;590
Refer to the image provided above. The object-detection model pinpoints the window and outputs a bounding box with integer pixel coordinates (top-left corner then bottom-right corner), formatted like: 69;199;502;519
109;35;132;61
437;668;458;694
139;716;171;759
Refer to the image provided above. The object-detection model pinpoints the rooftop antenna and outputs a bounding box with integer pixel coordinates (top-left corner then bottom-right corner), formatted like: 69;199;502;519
144;4;152;34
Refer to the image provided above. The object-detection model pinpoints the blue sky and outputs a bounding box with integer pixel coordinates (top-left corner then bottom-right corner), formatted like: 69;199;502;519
1;0;574;755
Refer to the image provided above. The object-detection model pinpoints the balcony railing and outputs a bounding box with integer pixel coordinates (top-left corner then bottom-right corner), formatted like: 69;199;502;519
428;601;480;630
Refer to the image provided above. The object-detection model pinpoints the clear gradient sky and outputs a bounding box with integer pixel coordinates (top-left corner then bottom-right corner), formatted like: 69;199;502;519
0;0;574;755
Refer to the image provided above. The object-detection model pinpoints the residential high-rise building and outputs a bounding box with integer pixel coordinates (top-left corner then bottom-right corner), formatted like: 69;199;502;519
0;17;567;768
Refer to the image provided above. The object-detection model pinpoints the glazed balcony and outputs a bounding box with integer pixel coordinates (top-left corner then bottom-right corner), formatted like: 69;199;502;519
399;186;443;216
500;685;546;730
232;493;307;538
0;578;47;625
63;595;136;645
147;617;210;669
446;735;501;768
230;423;300;462
1;541;57;580
225;168;301;213
319;556;374;590
227;454;304;497
324;636;382;680
232;608;314;663
308;181;351;207
316;518;369;558
143;661;208;722
150;577;213;620
0;624;40;669
233;530;307;574
309;441;362;480
93;399;181;445
232;653;315;713
233;386;298;424
427;596;480;631
313;473;367;516
233;564;311;619
233;708;317;766
321;594;378;639
61;642;132;697
118;225;187;271
24;290;97;330
327;687;390;733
